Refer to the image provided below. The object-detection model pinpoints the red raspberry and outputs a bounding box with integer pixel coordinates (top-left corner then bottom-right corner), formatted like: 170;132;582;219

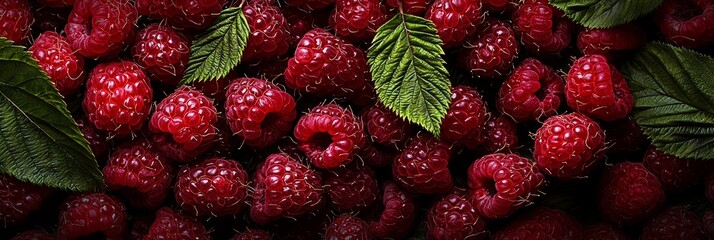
425;0;483;48
533;113;606;179
37;0;75;8
643;145;706;193
707;174;714;204
440;85;489;149
492;207;583;240
250;154;324;224
135;0;226;30
225;78;297;149
479;115;519;153
601;116;644;155
0;175;51;227
362;103;412;147
512;0;574;54
393;134;453;194
577;24;646;61
57;193;127;240
386;0;431;14
566;55;634;121
65;0;137;58
10;229;54;240
294;104;366;169
132;23;190;86
29;31;85;97
325;214;372;240
482;0;518;12
285;0;334;11
467;153;545;219
242;1;291;63
83;61;153;137
641;206;707;240
325;163;379;212
0;0;32;44
368;181;417;240
103;139;172;209
427;189;487;240
231;229;272;240
329;0;389;42
598;162;665;225
703;210;714;237
497;58;564;122
284;29;372;104
583;223;631;240
461;18;519;79
654;0;714;48
144;207;210;240
75;116;111;157
175;157;249;216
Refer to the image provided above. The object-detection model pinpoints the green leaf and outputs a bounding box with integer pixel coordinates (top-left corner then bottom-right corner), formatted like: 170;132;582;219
0;38;104;191
549;0;662;28
181;7;249;84
620;42;714;160
367;13;451;137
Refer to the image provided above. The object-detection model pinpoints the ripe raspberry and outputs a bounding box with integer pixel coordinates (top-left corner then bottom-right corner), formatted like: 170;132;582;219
654;0;714;48
83;61;153;137
29;31;85;97
393;134;453;194
577;24;646;61
703;210;714;237
132;23;190;86
250;154;324;224
175;157;249;216
144;207;210;240
467;153;545;219
601;116;644;155
325;163;379;212
425;0;483;48
707;174;714;204
0;175;51;227
583;223;630;240
643;145;706;193
57;193;127;240
598;162;665;225
242;1;291;63
362;103;412;147
329;0;389;42
427;189;487;240
285;0;334;11
479;115;519;153
0;0;32;44
135;0;227;30
10;229;54;240
386;0;431;14
325;214;372;240
103;139;172;209
492;207;583;240
533;113;606;179
75;116;111;157
368;181;417;240
37;0;75;8
512;0;574;54
294;104;366;169
440;85;489;149
284;29;372;104
225;78;297;149
566;55;634;121
231;229;272;240
461;18;519;79
497;58;564;122
641;206;707;240
65;0;137;58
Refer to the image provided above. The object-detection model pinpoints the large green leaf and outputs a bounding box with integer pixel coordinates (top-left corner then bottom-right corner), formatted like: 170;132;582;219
181;7;249;84
0;38;104;191
620;42;714;160
549;0;662;28
367;13;451;137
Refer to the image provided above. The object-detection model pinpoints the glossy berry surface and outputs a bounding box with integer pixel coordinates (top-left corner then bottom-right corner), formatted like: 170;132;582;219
30;31;85;96
566;55;634;122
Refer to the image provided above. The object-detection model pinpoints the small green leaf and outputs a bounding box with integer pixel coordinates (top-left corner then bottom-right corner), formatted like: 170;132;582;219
181;7;249;84
549;0;662;28
367;13;451;137
0;37;104;191
620;42;714;160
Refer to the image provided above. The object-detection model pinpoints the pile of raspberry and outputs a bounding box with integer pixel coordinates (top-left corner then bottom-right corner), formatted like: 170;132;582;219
2;0;714;239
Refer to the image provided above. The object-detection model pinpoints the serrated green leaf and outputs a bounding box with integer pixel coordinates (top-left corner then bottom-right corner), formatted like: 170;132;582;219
0;37;104;191
181;7;249;84
620;42;714;160
549;0;662;28
367;14;451;137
